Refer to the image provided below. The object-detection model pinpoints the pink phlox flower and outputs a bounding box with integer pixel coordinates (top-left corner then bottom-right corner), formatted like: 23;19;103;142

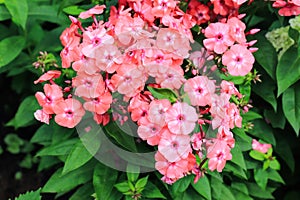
94;113;110;126
227;17;246;44
60;38;80;68
222;44;255;76
191;132;206;151
189;49;209;70
60;23;80;47
155;66;185;90
148;99;171;125
184;76;216;106
207;139;232;172
252;139;272;154
137;118;165;145
143;48;173;77
128;95;150;122
156;28;191;58
81;25;114;58
111;64;146;97
220;80;242;98
72;54;98;75
203;22;234;54
187;1;210;25
165;102;198;135
72;72;105;98
83;90;112;115
34;70;61;84
158;128;191;162
155;151;196;184
53;98;85;128
131;0;155;24
210;0;230;16
210;93;231;129
217;126;235;148
227;102;242;129
152;0;178;18
35;84;64;114
95;44;123;73
273;0;300;16
114;15;145;46
34;109;51;124
79;5;106;19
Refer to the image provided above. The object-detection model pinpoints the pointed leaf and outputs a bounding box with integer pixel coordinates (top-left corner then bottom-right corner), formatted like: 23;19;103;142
191;175;211;200
147;86;177;103
142;181;166;199
282;84;300;135
93;163;119;200
230;143;247;170
277;46;300;96
4;0;28;30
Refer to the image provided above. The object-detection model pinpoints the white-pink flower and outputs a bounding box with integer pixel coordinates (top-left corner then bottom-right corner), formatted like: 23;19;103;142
165;102;198;135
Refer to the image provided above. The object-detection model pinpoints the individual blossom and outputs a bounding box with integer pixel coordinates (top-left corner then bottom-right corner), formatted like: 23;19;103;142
137;118;165;145
273;0;300;16
191;132;206;151
203;22;234;54
184;76;216;106
72;72;106;98
83;90;113;115
252;139;272;154
222;44;255;76
53;98;85;128
78;5;106;19
60;38;80;68
148;99;171;125
220;80;242;98
227;17;247;44
207;139;232;172
158;129;192;162
34;109;51;124
216;126;235;148
155;66;185;90
165;102;198;135
34;70;61;84
94;113;110;126
35;84;64;114
187;1;210;25
151;0;178;18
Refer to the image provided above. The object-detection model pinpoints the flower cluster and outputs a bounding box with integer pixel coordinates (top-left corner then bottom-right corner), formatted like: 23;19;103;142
34;0;260;184
272;0;300;16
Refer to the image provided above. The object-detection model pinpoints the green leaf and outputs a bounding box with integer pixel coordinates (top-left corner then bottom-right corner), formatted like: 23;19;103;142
0;5;10;21
147;86;177;103
69;183;94;200
171;175;192;197
232;128;252;151
28;5;69;25
104;121;137;152
277;46;300;96
231;189;253;200
249;150;265;161
282;84;300;135
114;182;131;194
252;33;277;80
269;159;280;170
248;119;276;145
14;188;41;200
246;182;274;199
63;5;85;15
4;134;24;154
135;176;148;189
42;161;94;193
37;156;60;172
0;36;25;68
241;111;262;122
31;124;53;145
191;175;211;200
239;84;251;103
210;176;223;200
274;133;295;172
220;185;236;200
224;162;248;180
142;181;166;199
264;107;286;129
36;138;78;156
62;138;96;174
174;187;203;200
93;163;119;200
230;143;247;170
231;182;249;195
267;169;284;184
254;168;268;190
252;73;277;111
126;164;140;183
4;0;28;30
